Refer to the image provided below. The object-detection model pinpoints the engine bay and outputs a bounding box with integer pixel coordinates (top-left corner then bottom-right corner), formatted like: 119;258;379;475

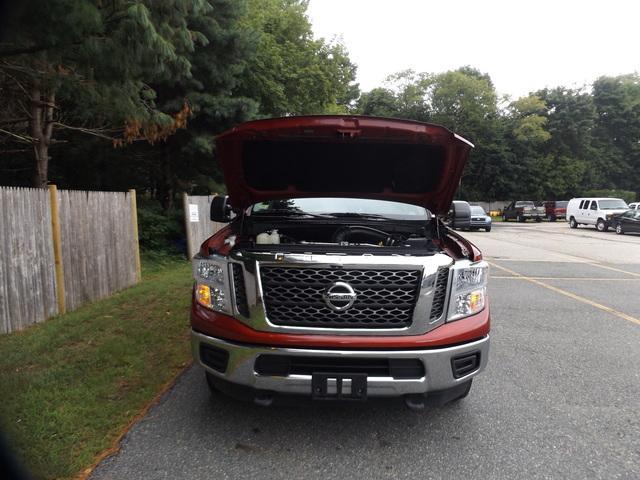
233;218;442;255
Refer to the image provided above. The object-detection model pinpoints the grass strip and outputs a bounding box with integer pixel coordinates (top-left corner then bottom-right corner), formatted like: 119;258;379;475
0;256;193;479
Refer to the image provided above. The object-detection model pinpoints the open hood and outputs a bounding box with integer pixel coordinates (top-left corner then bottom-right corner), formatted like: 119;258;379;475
215;115;473;215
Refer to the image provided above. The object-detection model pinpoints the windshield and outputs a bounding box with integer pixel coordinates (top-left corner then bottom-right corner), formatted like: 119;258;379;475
515;201;535;207
251;197;429;219
599;199;628;210
470;206;486;215
556;201;568;208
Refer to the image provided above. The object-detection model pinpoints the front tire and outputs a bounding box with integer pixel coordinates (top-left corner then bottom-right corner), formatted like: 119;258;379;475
596;218;608;232
485;226;491;232
517;214;525;223
535;217;542;223
569;217;578;229
616;223;624;235
548;215;556;222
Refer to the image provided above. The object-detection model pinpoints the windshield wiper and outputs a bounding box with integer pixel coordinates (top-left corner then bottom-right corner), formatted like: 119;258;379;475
256;210;336;219
326;212;387;220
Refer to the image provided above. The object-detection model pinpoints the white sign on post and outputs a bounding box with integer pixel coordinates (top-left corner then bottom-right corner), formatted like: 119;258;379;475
188;204;199;223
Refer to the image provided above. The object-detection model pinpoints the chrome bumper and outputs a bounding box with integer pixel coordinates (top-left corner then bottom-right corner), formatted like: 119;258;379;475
191;330;490;397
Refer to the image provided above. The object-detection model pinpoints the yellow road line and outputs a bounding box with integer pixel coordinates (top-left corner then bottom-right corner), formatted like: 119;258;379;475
492;276;640;281
488;262;640;326
586;262;640;278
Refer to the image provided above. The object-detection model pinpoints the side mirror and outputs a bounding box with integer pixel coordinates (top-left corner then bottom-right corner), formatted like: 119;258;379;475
210;195;233;222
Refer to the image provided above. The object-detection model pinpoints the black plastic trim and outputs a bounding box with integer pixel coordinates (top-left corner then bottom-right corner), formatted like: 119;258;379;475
200;344;230;373
254;354;425;379
451;351;481;378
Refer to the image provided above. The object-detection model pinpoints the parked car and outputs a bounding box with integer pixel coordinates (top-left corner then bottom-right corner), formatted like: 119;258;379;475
613;209;640;234
628;202;639;210
470;205;492;231
544;200;568;222
566;197;629;231
502;201;545;222
447;200;472;230
192;116;489;409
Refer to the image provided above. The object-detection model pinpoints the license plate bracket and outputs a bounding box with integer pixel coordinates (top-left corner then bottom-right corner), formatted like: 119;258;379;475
311;373;367;400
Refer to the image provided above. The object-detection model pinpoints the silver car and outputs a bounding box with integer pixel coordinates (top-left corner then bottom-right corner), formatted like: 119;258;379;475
470;205;492;232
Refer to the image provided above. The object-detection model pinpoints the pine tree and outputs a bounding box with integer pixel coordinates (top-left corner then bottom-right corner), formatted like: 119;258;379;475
0;0;212;188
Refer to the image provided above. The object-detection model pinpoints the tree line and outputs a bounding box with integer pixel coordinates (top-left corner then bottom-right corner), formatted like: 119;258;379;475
358;69;640;202
1;0;638;210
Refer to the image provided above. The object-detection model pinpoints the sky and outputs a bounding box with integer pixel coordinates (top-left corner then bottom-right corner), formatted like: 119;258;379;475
307;0;640;99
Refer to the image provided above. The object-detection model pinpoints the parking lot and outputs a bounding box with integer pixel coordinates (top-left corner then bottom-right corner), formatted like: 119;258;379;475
91;222;640;480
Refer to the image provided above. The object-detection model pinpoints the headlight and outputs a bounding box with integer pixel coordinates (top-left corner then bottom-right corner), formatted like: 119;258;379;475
193;257;232;314
196;261;224;283
447;262;488;322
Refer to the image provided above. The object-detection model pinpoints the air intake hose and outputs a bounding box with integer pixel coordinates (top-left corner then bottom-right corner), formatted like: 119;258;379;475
332;226;397;246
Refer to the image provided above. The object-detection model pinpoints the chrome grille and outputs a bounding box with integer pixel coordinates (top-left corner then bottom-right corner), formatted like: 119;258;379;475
232;263;250;318
429;266;450;321
260;267;422;328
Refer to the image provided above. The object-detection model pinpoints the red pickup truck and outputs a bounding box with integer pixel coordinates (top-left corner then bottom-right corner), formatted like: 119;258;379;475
191;116;490;410
544;200;568;222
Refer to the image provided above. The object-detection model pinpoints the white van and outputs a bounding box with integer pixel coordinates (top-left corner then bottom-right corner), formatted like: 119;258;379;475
566;197;629;231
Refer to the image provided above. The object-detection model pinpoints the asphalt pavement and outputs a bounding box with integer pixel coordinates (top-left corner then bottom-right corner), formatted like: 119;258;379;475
91;222;640;480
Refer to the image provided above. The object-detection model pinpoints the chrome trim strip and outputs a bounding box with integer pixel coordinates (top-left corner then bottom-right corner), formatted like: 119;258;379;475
454;133;475;148
227;251;456;336
192;330;490;396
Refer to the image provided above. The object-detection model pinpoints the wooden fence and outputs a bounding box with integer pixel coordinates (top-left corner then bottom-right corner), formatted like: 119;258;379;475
183;194;226;259
0;187;58;334
0;186;141;334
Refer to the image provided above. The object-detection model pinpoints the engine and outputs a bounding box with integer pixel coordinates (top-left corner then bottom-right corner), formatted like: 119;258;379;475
245;223;438;252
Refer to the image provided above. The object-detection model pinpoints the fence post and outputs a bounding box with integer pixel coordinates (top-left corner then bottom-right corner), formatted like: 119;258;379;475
128;189;142;282
182;193;193;260
48;185;66;314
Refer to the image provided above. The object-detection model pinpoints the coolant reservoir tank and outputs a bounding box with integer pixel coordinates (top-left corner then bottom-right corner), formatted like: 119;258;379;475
256;232;271;244
270;229;280;244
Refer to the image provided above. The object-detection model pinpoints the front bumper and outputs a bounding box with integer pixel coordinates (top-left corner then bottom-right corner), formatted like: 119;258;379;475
470;220;491;228
192;330;490;397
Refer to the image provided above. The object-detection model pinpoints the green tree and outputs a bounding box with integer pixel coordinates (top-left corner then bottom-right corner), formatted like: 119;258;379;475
509;95;551;144
144;0;258;207
236;0;359;116
427;68;503;200
0;0;212;188
592;74;640;197
503;95;551;199
356;88;400;117
428;67;498;140
382;70;432;121
535;87;596;198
